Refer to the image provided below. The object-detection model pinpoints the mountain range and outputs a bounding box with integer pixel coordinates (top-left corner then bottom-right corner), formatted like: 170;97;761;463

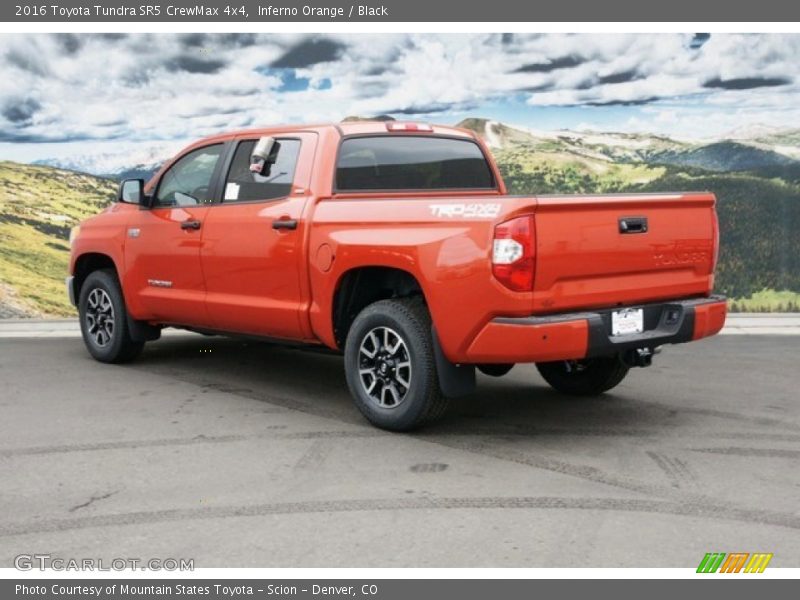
31;141;184;182
458;118;800;174
32;118;800;182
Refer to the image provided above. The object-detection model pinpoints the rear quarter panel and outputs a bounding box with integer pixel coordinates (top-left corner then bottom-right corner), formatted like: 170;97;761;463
307;195;538;361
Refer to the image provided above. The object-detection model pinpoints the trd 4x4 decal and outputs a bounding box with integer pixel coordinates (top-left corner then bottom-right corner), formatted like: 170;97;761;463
429;203;502;218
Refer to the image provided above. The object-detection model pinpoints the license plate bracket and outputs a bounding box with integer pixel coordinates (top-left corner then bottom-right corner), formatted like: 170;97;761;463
611;308;644;336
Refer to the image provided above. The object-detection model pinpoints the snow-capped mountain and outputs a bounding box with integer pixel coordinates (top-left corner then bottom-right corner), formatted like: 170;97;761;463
33;141;183;181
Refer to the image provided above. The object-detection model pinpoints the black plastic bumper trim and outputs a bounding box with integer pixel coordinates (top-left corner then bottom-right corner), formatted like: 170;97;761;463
493;295;726;358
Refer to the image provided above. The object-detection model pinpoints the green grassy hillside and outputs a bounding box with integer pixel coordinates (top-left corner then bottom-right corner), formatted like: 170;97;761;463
495;145;666;194
729;289;800;312
0;161;115;317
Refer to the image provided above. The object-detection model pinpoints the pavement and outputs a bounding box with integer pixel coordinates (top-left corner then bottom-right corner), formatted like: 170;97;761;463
0;329;798;567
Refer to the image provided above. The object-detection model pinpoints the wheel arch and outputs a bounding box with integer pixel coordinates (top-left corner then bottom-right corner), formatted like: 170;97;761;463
73;252;160;343
331;266;427;350
72;252;119;302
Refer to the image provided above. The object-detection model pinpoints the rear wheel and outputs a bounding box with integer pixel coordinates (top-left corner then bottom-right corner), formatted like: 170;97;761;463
344;298;448;431
78;269;144;363
536;356;628;396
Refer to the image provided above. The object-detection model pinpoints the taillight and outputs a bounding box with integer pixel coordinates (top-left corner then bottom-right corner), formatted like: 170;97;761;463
492;215;535;292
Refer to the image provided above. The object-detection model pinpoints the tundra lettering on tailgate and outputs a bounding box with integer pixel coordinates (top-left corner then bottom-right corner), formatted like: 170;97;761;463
653;249;710;266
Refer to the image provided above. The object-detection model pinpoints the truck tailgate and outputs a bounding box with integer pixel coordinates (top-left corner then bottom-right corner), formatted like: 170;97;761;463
532;193;717;313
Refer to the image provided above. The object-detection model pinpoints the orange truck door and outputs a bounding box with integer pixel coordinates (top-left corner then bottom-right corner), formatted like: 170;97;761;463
200;132;317;339
123;142;226;326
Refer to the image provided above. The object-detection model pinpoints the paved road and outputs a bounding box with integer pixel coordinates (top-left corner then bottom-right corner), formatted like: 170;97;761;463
0;334;798;567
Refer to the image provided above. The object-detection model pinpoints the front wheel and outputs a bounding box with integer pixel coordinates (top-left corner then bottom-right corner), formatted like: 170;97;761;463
344;298;448;431
78;269;144;363
536;356;629;396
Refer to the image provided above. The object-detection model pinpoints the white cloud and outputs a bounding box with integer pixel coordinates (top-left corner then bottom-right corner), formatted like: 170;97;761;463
0;33;798;157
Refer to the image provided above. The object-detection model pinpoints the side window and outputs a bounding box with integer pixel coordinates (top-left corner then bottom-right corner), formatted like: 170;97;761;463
155;144;224;207
223;139;301;202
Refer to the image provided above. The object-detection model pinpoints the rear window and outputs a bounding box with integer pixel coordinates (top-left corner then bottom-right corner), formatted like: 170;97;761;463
335;136;495;192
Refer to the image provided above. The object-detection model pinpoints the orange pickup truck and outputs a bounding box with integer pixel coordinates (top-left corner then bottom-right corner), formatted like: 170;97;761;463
67;120;727;430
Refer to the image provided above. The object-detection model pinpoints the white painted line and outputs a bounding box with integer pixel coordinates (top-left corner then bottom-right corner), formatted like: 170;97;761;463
0;320;196;339
720;328;800;336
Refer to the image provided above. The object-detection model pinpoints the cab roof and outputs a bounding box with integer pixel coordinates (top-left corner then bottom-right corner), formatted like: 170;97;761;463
193;121;477;145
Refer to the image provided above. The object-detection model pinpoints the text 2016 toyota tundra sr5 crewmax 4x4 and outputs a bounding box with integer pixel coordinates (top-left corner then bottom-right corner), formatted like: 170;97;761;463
67;121;727;430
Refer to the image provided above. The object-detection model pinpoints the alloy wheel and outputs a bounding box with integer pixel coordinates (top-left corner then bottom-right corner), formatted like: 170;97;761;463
358;326;412;408
85;288;115;347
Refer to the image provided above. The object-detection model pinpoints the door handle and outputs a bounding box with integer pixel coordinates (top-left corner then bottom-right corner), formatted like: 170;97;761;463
272;218;298;231
180;219;201;230
619;216;648;234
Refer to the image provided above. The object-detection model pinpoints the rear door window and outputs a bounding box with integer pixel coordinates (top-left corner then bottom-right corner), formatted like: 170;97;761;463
223;139;301;202
335;136;495;192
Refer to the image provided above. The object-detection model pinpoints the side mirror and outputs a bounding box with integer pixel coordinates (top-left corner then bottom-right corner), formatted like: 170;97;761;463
118;179;147;206
250;136;280;176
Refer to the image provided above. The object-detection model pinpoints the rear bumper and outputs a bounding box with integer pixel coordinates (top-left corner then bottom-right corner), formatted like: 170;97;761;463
465;295;727;363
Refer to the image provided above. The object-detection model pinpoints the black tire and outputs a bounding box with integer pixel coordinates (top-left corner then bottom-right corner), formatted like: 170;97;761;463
536;356;629;396
78;269;144;364
344;298;448;431
477;363;515;377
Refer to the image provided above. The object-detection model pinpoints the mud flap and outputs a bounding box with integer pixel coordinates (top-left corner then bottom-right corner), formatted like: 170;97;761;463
432;326;475;398
126;314;161;342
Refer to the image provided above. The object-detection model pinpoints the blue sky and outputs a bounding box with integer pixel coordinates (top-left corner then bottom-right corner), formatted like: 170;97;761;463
0;33;798;168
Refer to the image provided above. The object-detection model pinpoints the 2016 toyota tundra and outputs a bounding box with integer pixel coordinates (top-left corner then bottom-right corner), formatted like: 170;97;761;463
67;120;727;430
